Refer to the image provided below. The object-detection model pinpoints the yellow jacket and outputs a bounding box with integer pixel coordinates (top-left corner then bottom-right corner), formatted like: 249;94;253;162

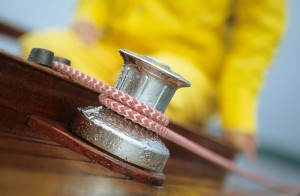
21;0;286;135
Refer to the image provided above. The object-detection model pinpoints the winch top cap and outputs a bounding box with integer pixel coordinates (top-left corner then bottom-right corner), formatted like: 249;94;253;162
118;49;191;88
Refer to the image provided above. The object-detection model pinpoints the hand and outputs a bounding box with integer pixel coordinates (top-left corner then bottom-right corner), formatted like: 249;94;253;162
71;21;101;45
223;131;257;162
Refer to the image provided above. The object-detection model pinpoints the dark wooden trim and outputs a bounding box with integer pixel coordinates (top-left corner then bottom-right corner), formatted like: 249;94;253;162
0;20;26;38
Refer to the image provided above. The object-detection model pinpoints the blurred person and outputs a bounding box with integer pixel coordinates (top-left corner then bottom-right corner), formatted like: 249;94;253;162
20;0;286;160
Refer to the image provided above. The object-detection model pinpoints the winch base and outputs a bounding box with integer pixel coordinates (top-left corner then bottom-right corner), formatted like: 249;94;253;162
26;115;165;186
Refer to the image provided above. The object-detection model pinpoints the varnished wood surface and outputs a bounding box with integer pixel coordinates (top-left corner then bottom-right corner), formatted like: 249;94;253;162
26;115;165;186
0;50;240;195
0;131;222;196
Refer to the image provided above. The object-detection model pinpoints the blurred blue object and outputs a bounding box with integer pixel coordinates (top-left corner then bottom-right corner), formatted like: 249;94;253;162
259;1;300;160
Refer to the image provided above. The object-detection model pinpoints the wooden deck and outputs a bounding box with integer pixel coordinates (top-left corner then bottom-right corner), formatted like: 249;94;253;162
0;131;225;195
0;51;238;195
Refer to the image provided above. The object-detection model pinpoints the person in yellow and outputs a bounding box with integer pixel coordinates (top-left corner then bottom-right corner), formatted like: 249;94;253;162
21;0;286;160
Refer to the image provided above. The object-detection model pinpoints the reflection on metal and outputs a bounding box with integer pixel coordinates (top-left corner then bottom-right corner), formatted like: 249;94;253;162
116;50;191;113
70;106;169;172
70;50;190;172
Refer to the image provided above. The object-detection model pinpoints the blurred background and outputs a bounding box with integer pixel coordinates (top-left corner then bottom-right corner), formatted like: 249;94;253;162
0;0;299;192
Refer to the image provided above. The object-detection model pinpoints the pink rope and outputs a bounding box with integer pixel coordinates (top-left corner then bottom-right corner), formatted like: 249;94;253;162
52;61;300;194
52;61;168;126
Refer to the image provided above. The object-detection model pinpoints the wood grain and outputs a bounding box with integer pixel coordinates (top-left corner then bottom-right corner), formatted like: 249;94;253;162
26;115;166;186
0;50;238;195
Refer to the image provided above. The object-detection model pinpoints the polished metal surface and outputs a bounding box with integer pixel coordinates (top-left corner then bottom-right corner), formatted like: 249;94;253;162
70;50;191;172
70;106;170;172
115;50;191;113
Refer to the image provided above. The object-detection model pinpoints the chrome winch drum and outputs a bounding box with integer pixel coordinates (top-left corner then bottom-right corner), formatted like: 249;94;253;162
69;50;191;172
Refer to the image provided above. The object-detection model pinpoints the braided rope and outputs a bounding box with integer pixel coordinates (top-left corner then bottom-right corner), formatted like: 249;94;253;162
52;61;300;194
52;61;169;126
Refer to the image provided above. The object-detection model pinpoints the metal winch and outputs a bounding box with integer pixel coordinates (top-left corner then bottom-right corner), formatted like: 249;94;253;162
69;50;191;172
